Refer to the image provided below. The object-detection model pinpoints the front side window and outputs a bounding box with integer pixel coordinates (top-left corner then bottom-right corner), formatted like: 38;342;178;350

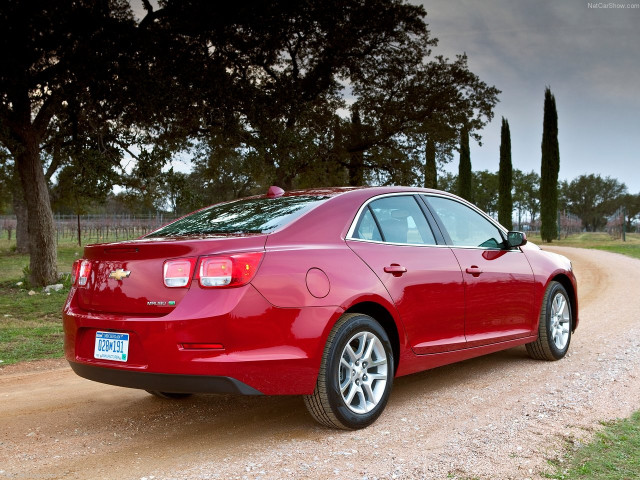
147;195;330;237
426;196;504;248
353;195;436;245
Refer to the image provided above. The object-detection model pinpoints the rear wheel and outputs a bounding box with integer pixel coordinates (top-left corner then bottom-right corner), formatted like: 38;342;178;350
526;281;572;360
146;391;192;399
304;313;394;429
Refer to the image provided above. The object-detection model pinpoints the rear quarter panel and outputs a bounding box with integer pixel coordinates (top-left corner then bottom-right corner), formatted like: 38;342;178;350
251;190;409;355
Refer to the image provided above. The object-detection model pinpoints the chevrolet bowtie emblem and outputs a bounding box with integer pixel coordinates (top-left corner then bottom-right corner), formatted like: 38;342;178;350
109;269;131;281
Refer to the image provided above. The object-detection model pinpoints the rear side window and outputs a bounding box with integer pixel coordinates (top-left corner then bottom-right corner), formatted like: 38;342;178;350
353;208;383;241
146;195;330;237
352;195;436;245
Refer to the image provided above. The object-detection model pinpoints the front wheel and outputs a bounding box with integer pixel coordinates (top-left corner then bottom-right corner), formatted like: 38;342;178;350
304;313;394;430
526;281;572;360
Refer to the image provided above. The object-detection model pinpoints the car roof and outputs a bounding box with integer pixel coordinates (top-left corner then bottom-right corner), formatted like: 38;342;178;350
275;185;456;199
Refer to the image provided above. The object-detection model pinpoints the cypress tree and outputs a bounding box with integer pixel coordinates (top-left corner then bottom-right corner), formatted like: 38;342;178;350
424;137;437;189
540;87;560;242
348;105;364;186
498;117;513;229
458;126;472;201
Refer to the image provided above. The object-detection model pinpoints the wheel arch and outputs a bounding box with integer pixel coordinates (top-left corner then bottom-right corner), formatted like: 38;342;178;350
344;301;401;375
550;273;578;332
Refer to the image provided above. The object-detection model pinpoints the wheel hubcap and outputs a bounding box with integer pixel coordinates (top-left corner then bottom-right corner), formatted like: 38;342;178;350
550;292;570;350
339;331;388;414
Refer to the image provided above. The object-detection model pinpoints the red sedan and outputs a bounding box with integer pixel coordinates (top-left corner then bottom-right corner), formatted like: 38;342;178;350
64;186;578;429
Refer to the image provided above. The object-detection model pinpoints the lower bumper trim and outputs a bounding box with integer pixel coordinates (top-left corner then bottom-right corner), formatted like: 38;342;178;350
69;361;263;395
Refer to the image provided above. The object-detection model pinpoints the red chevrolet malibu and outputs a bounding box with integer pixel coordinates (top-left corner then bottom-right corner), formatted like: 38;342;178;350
64;186;577;429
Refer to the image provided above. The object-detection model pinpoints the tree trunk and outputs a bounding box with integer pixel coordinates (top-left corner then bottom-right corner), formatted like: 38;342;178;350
348;151;364;186
518;209;522;230
498;118;513;230
273;167;294;191
457;127;472;201
77;214;82;247
348;106;365;186
424;138;437;189
12;178;30;254
15;135;58;286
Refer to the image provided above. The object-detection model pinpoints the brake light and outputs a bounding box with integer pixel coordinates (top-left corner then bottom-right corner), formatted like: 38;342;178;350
163;258;196;288
77;260;91;287
71;260;81;285
197;252;264;288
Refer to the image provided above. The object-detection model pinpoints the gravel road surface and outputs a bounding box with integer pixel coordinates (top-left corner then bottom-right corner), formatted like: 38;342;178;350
1;246;639;480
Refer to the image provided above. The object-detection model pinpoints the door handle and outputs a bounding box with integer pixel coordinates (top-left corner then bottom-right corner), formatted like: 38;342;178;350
384;264;407;277
465;265;483;277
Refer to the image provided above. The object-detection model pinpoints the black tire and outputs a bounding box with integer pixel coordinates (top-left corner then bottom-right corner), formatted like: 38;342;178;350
304;313;394;430
526;281;572;361
146;390;193;399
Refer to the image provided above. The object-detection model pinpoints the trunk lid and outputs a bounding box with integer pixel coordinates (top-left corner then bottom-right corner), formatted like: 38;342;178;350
76;234;267;315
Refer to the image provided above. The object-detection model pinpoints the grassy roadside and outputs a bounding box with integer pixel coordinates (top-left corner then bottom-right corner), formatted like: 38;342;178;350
545;412;640;479
527;233;640;478
527;232;640;260
0;240;81;366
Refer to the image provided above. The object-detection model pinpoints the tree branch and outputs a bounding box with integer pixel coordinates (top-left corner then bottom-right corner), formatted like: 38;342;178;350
142;0;154;15
33;92;63;140
113;138;141;161
44;151;64;181
138;1;165;29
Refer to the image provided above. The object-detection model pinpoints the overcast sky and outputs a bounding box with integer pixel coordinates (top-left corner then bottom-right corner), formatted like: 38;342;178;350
415;0;640;192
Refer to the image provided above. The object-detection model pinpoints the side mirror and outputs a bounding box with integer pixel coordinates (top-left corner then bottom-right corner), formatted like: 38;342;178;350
507;231;527;248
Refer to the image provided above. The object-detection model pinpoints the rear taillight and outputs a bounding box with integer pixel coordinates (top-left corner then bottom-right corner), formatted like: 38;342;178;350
71;260;81;286
77;260;92;286
197;252;264;288
163;258;196;288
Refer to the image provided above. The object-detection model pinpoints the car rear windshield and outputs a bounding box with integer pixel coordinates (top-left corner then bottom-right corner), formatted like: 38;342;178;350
146;195;331;237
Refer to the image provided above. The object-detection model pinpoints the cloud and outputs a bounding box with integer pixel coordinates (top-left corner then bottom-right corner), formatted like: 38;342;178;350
421;0;640;106
415;0;640;192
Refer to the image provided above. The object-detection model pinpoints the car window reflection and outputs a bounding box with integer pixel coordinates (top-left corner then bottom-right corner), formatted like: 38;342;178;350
147;195;331;237
353;196;436;245
426;196;504;249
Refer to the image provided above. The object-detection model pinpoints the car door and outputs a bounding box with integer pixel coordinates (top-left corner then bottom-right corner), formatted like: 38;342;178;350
346;194;466;354
422;195;535;347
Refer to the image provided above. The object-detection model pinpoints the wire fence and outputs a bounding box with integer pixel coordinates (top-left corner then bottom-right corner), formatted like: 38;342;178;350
0;214;180;245
606;207;626;240
0;208;628;245
513;210;582;238
559;211;582;238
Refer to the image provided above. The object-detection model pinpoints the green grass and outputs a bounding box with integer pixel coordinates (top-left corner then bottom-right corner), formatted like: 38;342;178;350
0;242;82;283
0;239;81;365
527;232;640;260
0;288;69;365
526;233;640;479
546;412;640;479
588;244;640;260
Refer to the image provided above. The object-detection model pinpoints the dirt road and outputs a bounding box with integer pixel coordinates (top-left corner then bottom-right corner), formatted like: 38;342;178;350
1;247;639;480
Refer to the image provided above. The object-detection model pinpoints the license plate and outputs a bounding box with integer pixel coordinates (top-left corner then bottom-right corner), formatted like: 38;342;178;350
94;331;129;362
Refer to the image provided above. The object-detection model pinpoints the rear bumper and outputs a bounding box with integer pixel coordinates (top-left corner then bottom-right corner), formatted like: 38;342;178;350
69;361;262;395
63;284;342;395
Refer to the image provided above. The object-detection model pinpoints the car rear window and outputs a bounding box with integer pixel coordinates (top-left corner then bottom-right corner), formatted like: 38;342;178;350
146;195;331;237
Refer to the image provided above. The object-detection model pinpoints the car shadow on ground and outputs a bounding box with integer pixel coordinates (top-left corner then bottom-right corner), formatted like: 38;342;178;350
27;345;542;478
121;344;534;438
